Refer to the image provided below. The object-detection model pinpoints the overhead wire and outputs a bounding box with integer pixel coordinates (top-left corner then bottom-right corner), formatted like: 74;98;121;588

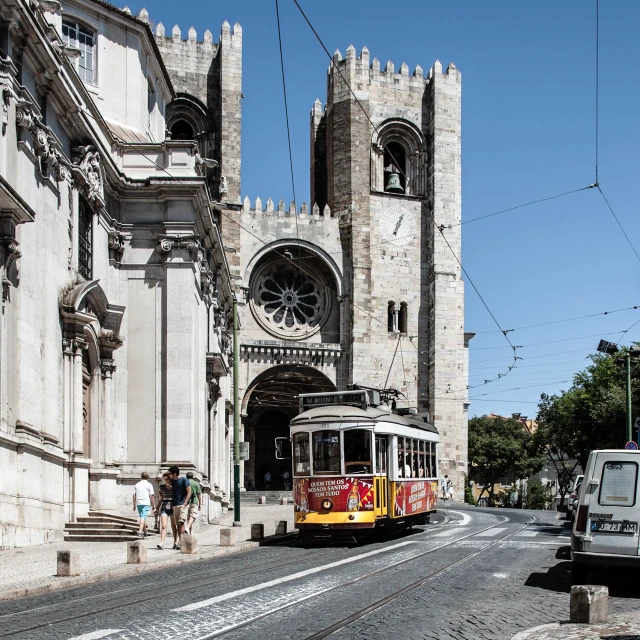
474;304;640;334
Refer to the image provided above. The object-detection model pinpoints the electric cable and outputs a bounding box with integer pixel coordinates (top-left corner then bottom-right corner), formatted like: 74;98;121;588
470;330;626;351
474;304;640;334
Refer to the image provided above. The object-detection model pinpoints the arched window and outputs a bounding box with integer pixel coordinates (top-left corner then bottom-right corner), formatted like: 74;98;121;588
62;19;96;84
388;301;397;333
398;302;408;334
371;119;427;197
170;120;194;141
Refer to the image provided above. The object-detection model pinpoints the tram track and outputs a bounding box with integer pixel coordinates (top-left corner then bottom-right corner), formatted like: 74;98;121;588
0;510;471;639
0;547;347;632
0;513;452;635
193;512;533;640
302;515;535;640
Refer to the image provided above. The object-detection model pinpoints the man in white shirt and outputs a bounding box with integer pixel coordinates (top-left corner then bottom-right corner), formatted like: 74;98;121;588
133;472;155;538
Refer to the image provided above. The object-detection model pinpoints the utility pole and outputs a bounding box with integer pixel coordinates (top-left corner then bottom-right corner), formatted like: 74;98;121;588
233;298;241;526
626;351;632;444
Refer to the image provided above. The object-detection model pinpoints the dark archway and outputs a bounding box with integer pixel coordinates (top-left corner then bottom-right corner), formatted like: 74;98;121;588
243;365;336;490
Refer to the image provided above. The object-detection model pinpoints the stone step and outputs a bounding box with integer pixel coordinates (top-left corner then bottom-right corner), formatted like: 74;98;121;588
66;522;134;530
64;527;149;537
77;515;137;526
88;511;139;525
64;533;142;542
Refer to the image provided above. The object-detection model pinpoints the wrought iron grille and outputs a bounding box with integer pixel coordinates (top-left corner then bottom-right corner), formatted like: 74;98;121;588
78;197;93;279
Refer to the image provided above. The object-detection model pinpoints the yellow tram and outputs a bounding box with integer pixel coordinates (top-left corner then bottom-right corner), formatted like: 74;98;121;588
291;390;439;539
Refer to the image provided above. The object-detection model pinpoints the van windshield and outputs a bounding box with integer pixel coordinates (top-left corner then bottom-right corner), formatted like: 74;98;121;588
599;461;638;507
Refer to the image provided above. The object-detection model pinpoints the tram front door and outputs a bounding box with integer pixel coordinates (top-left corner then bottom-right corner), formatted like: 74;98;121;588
374;436;388;518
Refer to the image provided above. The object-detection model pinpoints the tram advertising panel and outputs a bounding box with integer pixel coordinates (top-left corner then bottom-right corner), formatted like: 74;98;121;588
392;480;438;517
294;477;375;512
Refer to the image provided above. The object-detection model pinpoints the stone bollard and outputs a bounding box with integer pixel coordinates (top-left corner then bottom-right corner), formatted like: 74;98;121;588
275;520;287;535
258;496;267;505
251;523;265;541
57;550;80;577
280;497;288;505
181;534;198;554
220;528;236;546
127;540;147;564
570;585;609;624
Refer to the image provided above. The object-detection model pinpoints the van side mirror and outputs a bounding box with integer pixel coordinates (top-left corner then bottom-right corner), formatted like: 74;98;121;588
589;478;600;487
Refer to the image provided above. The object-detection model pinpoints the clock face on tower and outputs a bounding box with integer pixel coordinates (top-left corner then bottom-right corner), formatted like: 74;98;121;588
379;205;417;246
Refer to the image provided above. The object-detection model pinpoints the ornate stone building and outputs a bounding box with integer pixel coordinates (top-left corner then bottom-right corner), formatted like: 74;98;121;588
154;19;469;493
0;0;469;547
0;0;234;547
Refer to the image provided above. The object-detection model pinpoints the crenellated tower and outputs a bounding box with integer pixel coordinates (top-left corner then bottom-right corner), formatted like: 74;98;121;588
311;46;468;489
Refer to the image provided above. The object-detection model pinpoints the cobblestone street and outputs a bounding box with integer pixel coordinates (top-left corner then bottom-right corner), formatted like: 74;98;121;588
2;506;639;640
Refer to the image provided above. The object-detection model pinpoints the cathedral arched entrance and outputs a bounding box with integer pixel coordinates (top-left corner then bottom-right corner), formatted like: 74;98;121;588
243;365;336;491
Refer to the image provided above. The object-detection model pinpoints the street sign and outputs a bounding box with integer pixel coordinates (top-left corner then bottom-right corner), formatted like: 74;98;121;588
625;441;638;450
634;417;640;431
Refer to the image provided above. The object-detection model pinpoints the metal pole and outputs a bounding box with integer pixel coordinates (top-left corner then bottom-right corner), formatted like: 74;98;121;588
626;352;632;445
233;298;241;526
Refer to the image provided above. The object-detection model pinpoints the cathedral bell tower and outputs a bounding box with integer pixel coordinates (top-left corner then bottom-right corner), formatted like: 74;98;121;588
310;45;468;491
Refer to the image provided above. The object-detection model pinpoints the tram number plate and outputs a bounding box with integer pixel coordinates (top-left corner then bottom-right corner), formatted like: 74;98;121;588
590;520;637;534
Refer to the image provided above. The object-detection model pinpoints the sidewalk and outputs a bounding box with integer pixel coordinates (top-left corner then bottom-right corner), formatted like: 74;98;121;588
513;611;640;639
0;503;294;601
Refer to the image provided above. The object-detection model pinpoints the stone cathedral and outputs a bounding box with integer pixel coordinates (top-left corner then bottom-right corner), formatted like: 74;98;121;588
0;0;468;547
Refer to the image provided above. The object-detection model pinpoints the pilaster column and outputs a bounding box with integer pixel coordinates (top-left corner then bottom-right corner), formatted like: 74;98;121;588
101;359;116;464
72;338;87;454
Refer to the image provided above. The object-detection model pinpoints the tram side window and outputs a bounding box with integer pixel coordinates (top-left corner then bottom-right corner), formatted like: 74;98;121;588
344;429;372;474
293;433;310;476
429;442;436;478
312;431;340;474
397;437;409;478
419;441;426;478
412;439;420;478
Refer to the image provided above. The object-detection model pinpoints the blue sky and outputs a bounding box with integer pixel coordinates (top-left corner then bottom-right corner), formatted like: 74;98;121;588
138;1;640;418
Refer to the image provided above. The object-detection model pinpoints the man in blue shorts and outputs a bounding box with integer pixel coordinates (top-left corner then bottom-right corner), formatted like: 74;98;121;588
168;466;192;542
133;472;155;538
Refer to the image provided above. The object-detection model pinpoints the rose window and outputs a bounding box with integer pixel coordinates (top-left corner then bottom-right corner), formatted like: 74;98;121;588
250;258;331;339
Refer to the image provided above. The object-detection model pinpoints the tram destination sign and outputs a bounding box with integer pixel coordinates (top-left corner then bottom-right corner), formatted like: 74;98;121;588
299;390;380;412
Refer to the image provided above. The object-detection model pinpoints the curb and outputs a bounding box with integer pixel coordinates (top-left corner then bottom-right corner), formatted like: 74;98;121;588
0;540;259;602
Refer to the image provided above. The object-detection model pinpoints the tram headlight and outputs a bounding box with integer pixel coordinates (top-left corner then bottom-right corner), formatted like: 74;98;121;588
321;498;333;511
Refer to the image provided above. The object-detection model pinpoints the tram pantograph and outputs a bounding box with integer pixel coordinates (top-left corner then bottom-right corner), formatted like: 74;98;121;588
290;389;439;539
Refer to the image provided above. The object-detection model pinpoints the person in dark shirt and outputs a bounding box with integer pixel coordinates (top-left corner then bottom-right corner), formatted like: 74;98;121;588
168;466;192;544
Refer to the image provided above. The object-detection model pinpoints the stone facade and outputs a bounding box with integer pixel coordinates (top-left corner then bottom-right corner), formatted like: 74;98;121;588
0;0;469;548
0;0;234;548
149;17;468;494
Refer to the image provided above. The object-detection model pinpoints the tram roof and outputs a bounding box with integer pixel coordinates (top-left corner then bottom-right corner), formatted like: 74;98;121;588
291;406;438;434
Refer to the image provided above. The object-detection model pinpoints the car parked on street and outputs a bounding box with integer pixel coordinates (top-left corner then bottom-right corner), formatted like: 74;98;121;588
571;450;640;583
567;474;584;521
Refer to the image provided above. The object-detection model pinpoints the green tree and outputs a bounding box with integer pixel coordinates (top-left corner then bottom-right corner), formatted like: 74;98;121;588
468;415;546;506
525;478;548;510
536;347;640;472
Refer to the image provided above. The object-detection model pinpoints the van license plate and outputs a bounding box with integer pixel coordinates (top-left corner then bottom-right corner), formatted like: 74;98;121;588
590;521;637;534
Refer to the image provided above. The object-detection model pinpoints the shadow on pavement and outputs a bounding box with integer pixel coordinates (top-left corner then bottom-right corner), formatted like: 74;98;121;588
525;549;640;599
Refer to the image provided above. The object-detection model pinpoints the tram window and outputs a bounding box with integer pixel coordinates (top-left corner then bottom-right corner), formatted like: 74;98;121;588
429;442;436;478
344;429;372;474
419;441;426;478
412;439;420;478
398;437;410;478
375;436;387;474
293;433;310;476
312;431;340;474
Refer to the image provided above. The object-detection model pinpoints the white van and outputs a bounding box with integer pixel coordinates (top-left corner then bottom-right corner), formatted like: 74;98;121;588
571;449;640;583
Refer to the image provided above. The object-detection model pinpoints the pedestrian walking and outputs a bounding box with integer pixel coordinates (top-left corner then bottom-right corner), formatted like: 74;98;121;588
282;469;291;490
185;472;202;535
264;470;272;490
167;466;192;547
156;472;176;550
446;477;453;501
133;472;155;538
441;475;449;501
